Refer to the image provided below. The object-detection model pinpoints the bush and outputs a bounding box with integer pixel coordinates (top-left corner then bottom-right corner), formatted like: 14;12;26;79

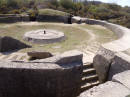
60;0;74;10
28;8;38;17
9;9;21;14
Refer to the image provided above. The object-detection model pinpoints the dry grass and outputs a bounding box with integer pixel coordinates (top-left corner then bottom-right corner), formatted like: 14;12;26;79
0;22;117;53
0;22;90;53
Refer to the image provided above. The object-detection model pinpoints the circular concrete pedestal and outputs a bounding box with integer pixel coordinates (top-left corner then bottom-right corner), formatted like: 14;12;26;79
24;29;65;44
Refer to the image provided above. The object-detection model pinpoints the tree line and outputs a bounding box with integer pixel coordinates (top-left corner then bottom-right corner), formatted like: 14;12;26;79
0;0;130;28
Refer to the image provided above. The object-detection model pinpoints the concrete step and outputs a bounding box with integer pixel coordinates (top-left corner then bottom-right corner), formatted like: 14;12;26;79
0;53;28;61
87;48;97;53
86;46;99;53
16;53;26;60
82;68;96;76
81;81;100;92
82;51;95;63
83;63;93;69
0;55;7;59
6;54;17;60
23;55;29;61
10;54;19;60
82;74;98;82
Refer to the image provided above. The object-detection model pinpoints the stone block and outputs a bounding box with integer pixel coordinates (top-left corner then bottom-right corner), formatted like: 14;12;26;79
56;50;83;64
79;81;130;97
109;52;130;80
93;46;115;83
112;70;130;89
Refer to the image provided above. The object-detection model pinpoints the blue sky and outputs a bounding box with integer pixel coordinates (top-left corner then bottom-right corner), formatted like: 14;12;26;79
88;0;130;7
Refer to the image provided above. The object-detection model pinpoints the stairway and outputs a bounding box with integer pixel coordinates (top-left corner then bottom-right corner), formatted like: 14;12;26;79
80;63;100;92
0;53;28;61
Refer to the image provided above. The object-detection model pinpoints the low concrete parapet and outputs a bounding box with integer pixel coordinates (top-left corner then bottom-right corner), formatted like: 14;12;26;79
37;15;68;23
0;14;29;23
0;50;83;97
73;17;130;83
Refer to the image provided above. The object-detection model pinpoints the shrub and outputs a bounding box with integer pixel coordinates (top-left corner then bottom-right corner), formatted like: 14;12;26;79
60;0;74;10
9;9;21;14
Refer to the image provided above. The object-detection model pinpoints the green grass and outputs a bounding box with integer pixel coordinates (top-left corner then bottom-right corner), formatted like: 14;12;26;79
79;24;118;43
0;22;90;53
38;8;69;16
0;22;117;53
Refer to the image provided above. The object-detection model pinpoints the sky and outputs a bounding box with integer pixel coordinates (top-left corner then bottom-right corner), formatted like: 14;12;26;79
88;0;130;7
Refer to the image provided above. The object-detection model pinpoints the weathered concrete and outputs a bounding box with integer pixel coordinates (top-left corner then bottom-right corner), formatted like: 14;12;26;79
112;70;130;89
0;50;83;97
83;18;130;52
79;81;130;97
93;46;115;83
72;17;130;83
24;29;65;44
72;16;130;53
0;14;68;23
0;36;30;52
0;14;29;23
109;52;130;80
56;50;83;64
80;70;130;97
37;15;68;23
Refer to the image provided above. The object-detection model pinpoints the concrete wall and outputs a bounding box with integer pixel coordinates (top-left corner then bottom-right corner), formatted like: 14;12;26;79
0;14;68;23
0;15;29;23
37;15;68;23
84;18;130;83
72;17;130;52
72;17;130;83
85;18;130;52
0;50;83;97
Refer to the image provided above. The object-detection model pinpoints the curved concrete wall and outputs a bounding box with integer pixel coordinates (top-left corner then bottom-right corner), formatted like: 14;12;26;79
85;18;130;52
72;16;130;83
0;50;83;97
0;14;68;23
37;15;68;23
72;17;130;52
0;15;29;23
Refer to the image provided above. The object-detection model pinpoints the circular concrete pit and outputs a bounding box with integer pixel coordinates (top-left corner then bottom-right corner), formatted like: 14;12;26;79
24;29;65;44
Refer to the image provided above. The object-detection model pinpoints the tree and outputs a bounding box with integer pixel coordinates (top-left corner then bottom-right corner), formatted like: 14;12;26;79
60;0;74;9
50;0;59;9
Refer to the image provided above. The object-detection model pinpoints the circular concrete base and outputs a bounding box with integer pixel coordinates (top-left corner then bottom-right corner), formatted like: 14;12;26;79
24;29;65;44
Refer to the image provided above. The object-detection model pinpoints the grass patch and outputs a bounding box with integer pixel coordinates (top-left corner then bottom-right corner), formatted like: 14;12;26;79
0;22;90;53
0;22;117;53
79;24;118;43
38;8;69;16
